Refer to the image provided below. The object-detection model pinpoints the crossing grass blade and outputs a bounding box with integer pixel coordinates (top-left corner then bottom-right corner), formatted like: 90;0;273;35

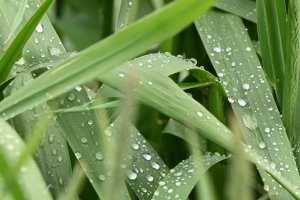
150;154;228;200
0;118;52;200
195;10;300;199
5;73;73;198
0;0;54;84
283;0;300;160
215;0;257;23
115;0;133;31
0;0;216;119
256;0;287;108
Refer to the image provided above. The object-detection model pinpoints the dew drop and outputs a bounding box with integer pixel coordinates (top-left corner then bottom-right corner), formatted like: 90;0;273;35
119;73;125;78
67;93;76;101
15;57;26;66
242;114;257;130
228;97;235;103
217;72;224;77
146;175;154;182
188;58;197;66
213;47;222;53
35;23;44;33
265;127;271;133
95;152;104;161
80;137;88;144
75;152;82;159
48;47;62;56
57;155;63;162
242;83;250;90
131;143;139;150
167;189;173;193
245;47;252;52
59;177;64;185
151;161;160;170
258;142;266;149
126;170;137;180
237;98;247;107
98;174;106;181
197;111;203;117
142;153;152;160
48;135;55;144
75;86;82;92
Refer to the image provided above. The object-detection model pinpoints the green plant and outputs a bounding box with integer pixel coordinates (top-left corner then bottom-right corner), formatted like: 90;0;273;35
0;0;300;199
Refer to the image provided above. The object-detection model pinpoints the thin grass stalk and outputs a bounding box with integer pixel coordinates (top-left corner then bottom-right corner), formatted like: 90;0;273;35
283;0;300;148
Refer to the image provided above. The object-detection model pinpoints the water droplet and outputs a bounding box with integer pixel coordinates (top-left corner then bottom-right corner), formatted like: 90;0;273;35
159;181;165;186
67;93;76;101
75;86;82;92
35;23;44;33
264;184;270;191
213;47;222;53
75;152;81;159
264;127;270;133
48;47;62;56
245;47;251;52
48;135;55;143
98;174;106;181
258;142;266;149
151;161;160;170
15;57;26;65
242;83;250;90
131;144;139;150
80;137;88;144
228;97;235;103
242;114;257;130
188;58;197;66
87;120;94;125
167;188;173;193
95;152;104;161
148;81;153;85
57;155;63;162
197;111;203;117
59;177;64;185
142;153;152;160
237;98;247;107
126;170;137;180
119;73;125;78
217;72;224;77
146;175;154;182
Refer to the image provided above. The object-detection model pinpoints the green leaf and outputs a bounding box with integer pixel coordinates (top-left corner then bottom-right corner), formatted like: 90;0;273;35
195;10;300;199
257;0;287;107
282;0;300;154
151;154;228;200
0;118;52;200
6;74;73;198
215;0;257;23
0;0;54;84
115;0;133;31
0;0;216;119
106;118;169;200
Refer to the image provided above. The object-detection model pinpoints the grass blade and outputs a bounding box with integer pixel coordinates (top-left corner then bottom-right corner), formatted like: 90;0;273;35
106;119;169;200
151;154;227;200
0;0;54;84
215;0;257;23
0;0;216;119
115;0;133;31
0;118;52;200
283;0;300;154
256;0;287;107
195;10;300;199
